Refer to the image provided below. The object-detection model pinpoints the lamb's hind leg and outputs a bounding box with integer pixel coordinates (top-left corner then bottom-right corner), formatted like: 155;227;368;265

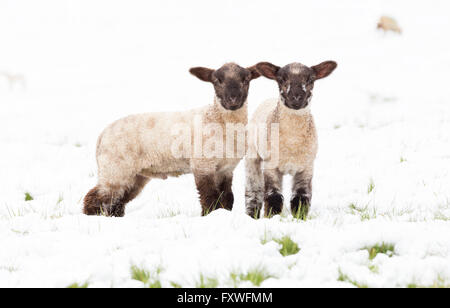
264;169;284;218
291;171;313;220
83;175;150;217
194;172;222;216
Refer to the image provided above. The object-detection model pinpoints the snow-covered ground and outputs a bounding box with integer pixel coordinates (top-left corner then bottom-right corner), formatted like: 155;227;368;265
1;0;450;288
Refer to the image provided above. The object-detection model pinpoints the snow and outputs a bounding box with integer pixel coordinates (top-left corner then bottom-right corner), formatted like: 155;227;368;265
1;0;450;288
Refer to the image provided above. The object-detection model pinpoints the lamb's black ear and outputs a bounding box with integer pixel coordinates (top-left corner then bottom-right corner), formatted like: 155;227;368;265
256;62;280;80
247;65;261;80
311;61;337;80
190;67;214;82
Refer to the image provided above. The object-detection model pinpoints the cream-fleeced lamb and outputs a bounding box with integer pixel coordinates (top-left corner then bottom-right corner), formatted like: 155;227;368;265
245;61;337;219
84;63;260;217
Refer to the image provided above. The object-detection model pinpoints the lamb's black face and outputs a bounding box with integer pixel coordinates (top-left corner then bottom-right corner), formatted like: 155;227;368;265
256;61;337;110
277;64;315;110
212;64;254;110
190;63;260;111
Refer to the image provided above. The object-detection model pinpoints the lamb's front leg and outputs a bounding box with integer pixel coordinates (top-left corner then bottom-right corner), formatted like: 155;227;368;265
291;171;313;220
264;169;284;217
245;157;264;219
194;172;222;216
217;172;234;211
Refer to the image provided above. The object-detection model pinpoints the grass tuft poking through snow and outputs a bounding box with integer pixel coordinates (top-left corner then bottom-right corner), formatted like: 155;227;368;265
56;194;64;206
368;264;379;274
170;282;182;288
274;236;301;257
196;274;219;288
260;230;273;245
0;266;19;273
408;276;450;288
367;179;375;194
348;203;377;221
67;282;89;288
293;205;309;221
130;265;162;288
232;267;273;287
338;269;368;288
24;192;33;201
364;243;395;260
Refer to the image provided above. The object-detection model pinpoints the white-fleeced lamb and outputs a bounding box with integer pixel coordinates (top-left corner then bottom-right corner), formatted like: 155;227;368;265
245;61;337;219
84;63;260;217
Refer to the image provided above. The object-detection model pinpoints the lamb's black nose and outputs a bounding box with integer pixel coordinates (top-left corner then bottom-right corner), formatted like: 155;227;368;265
292;89;305;102
228;96;240;105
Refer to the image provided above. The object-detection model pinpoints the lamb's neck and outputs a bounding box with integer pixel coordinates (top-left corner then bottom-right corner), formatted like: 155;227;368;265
213;96;248;125
277;99;312;121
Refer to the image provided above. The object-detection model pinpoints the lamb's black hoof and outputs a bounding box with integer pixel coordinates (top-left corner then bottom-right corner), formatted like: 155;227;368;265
265;193;284;217
291;196;310;220
246;206;262;219
221;191;234;211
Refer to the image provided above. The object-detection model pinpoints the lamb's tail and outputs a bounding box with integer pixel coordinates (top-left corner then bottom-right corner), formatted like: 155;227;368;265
245;157;264;219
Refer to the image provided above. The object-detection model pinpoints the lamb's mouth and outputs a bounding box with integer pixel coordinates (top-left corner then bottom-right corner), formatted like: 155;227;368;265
223;102;244;111
286;103;306;110
284;96;311;109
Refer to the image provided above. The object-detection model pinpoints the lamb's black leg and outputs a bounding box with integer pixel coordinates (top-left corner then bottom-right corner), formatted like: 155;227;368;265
245;158;264;219
291;171;313;220
217;173;234;211
84;175;150;217
264;169;284;218
194;173;222;216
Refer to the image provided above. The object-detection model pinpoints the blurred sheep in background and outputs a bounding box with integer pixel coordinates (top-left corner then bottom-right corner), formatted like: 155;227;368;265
0;71;27;91
377;16;402;34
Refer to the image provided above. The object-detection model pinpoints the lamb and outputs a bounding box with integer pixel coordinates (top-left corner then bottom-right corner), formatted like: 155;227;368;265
84;63;260;217
377;16;402;34
245;61;337;219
